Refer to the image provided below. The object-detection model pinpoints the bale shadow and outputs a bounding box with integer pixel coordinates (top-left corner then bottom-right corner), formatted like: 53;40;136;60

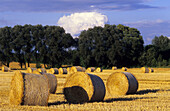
105;96;157;103
48;101;68;106
136;89;160;95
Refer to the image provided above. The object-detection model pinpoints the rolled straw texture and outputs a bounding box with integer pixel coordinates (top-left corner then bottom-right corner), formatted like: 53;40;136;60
70;66;84;74
106;72;138;96
42;73;57;94
27;67;37;73
49;68;58;74
2;66;11;72
9;71;49;106
64;72;105;103
141;67;149;73
94;67;102;72
59;68;67;74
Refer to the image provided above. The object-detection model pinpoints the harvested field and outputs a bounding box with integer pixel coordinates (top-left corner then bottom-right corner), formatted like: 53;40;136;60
0;68;170;110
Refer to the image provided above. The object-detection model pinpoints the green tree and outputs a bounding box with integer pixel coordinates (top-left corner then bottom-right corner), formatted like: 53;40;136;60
0;26;13;67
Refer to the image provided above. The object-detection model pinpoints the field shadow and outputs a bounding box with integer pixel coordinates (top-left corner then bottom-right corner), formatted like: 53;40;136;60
48;101;68;106
105;96;157;103
136;89;160;95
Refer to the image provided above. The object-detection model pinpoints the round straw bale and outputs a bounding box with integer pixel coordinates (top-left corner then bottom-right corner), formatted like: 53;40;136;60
32;70;42;75
42;73;57;94
122;67;127;71
9;71;49;106
149;68;154;73
81;67;86;72
106;72;138;96
59;68;67;74
67;67;71;74
2;66;11;72
141;67;149;73
94;67;102;72
64;72;105;103
86;67;96;73
112;66;117;70
70;66;83;74
37;68;46;73
27;67;37;73
49;68;58;74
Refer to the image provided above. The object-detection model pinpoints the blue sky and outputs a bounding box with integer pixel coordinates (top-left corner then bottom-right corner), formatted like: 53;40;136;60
0;0;170;44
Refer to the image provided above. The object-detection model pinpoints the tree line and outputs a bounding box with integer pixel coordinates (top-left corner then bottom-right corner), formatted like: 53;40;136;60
0;24;169;68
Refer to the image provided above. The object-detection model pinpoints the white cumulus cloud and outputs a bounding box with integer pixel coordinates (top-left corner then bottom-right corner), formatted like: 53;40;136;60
57;12;108;37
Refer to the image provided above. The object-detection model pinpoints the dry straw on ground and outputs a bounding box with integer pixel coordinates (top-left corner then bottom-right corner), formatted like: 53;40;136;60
49;68;59;74
112;66;117;70
106;72;138;96
64;72;105;103
27;67;37;73
42;73;57;94
141;67;149;73
9;71;49;106
37;68;47;73
2;66;11;72
122;67;127;71
86;67;96;73
94;67;102;72
59;68;67;74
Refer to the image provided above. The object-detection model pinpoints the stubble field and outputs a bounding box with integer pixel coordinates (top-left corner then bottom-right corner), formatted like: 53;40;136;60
0;68;170;111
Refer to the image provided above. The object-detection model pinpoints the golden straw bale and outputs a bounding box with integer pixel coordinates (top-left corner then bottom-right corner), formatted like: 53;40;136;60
42;73;57;94
49;68;59;74
2;66;11;72
94;67;103;72
141;67;149;73
112;66;117;70
64;72;105;103
37;68;46;73
59;68;67;74
122;67;127;71
86;67;96;73
70;66;84;74
106;72;138;96
67;67;71;74
32;70;42;75
9;71;49;106
149;68;154;73
27;67;37;73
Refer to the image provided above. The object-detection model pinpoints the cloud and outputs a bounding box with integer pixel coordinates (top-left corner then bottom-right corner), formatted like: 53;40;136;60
124;20;170;44
57;12;108;37
0;0;160;12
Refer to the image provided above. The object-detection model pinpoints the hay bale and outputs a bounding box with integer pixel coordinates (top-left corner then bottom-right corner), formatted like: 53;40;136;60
112;66;117;70
70;66;84;74
49;68;58;74
149;68;154;73
42;73;57;94
122;67;127;71
37;68;46;73
27;67;37;73
64;72;105;103
67;67;71;74
2;66;11;72
106;72;138;96
141;67;149;73
32;70;42;75
86;67;96;73
9;71;49;106
95;67;102;72
59;68;67;74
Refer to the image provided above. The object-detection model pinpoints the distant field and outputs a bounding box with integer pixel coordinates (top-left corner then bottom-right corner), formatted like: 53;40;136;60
0;68;170;110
